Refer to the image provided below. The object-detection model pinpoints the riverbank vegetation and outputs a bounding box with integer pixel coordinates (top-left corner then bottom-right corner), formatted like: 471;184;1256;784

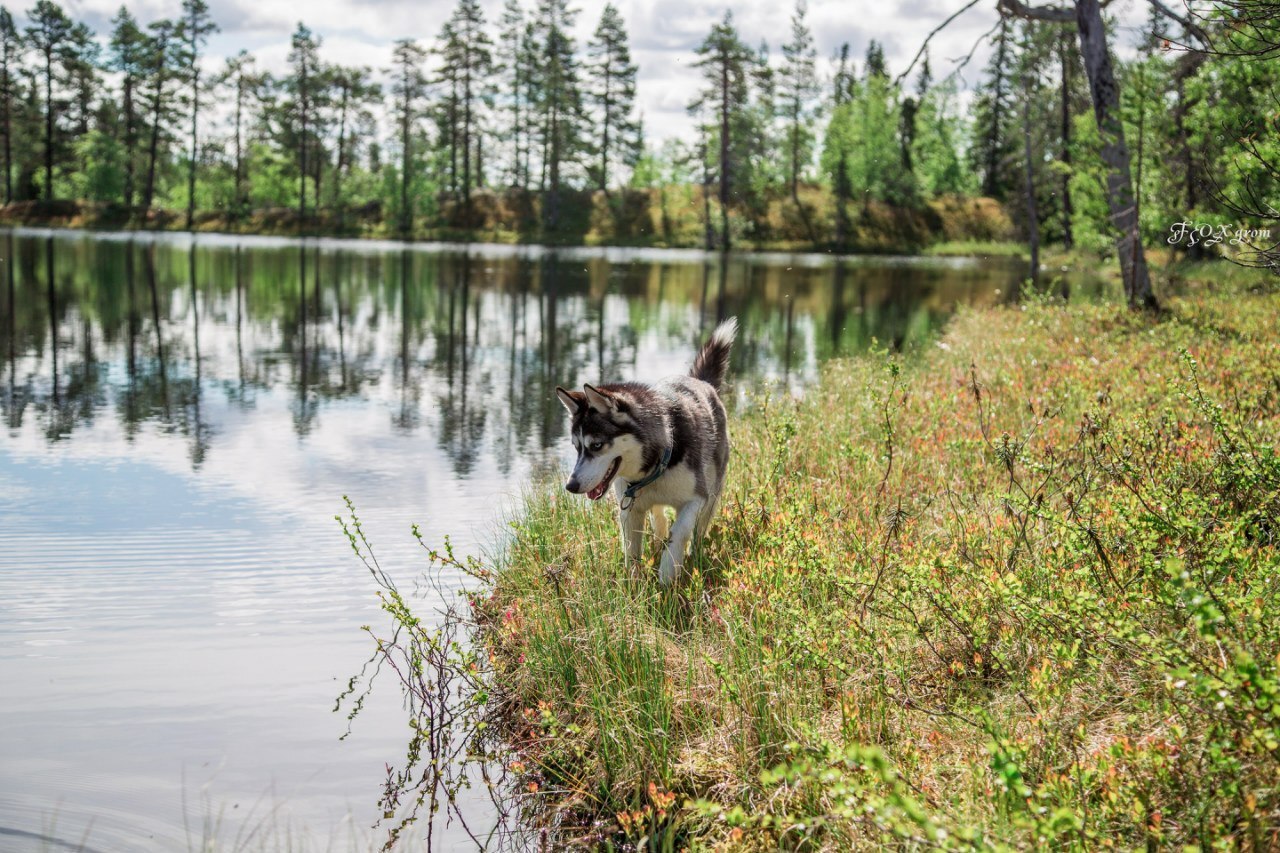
0;1;1275;266
451;262;1280;849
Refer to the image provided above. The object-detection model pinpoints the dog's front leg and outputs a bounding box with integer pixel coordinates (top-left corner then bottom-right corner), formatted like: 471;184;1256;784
620;505;645;564
659;498;705;586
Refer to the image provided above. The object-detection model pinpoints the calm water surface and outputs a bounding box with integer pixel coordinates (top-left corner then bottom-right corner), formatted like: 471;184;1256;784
0;228;1029;850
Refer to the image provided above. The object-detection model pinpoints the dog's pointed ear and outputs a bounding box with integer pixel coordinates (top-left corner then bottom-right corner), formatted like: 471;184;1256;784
555;386;583;415
582;383;614;412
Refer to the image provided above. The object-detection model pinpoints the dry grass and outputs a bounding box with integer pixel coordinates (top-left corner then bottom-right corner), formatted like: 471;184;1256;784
479;263;1280;850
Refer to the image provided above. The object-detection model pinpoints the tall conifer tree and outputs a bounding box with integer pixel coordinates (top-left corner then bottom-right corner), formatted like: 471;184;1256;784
586;3;639;191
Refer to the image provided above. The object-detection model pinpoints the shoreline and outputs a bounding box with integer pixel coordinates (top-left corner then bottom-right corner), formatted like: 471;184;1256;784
0;191;1020;259
458;260;1280;848
0;221;1031;266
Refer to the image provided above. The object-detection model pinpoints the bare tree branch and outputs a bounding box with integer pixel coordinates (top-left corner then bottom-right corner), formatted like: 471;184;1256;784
997;0;1075;24
944;18;1006;82
894;0;984;85
1145;0;1210;45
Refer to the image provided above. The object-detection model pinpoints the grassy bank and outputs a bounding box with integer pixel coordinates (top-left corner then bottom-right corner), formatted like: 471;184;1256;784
478;264;1280;849
0;187;1013;255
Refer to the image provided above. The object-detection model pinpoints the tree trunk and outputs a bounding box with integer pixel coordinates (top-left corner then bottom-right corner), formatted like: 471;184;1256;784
334;85;348;225
449;77;459;199
718;56;731;251
122;76;135;210
546;101;561;230
1074;0;1155;310
233;78;244;216
463;63;473;225
835;149;850;248
700;132;714;251
789;107;799;197
187;65;199;229
400;99;410;235
600;48;612;192
1022;75;1040;288
984;23;1008;198
144;73;164;212
298;68;308;225
1135;64;1146;221
43;48;53;200
2;60;11;204
1059;27;1073;249
1173;58;1203;260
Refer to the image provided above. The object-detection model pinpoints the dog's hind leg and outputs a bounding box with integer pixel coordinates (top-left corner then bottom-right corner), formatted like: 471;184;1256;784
660;498;705;586
650;506;670;543
620;506;645;564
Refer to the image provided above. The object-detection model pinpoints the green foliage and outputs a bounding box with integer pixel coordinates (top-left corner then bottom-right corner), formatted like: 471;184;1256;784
70;128;123;202
4;0;1274;266
1066;111;1114;254
778;0;819;192
585;2;641;190
821;72;915;209
911;77;973;198
968;17;1016;201
472;272;1280;847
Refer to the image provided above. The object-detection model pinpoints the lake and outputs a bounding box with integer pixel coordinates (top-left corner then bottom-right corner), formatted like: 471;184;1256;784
0;228;1031;851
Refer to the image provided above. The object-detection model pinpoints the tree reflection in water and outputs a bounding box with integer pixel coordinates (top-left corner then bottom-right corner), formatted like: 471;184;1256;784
0;229;1045;475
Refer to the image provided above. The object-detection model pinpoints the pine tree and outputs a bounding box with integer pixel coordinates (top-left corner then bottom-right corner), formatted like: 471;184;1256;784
108;7;146;209
899;53;929;175
911;63;970;197
220;50;265;215
140;18;181;211
530;0;584;230
180;0;217;229
437;0;492;222
389;38;428;234
689;11;753;249
284;23;322;222
864;39;887;80
24;0;74;200
778;1;819;241
1;8;23;202
433;21;460;199
830;42;854;246
496;0;527;188
1017;21;1043;284
779;0;818;197
1057;24;1076;248
970;17;1015;199
822;45;913;215
519;19;541;190
744;39;778;231
326;63;379;217
586;3;639;191
64;22;99;188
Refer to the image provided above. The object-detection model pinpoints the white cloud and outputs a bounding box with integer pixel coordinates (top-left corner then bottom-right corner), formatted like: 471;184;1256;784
57;0;1151;145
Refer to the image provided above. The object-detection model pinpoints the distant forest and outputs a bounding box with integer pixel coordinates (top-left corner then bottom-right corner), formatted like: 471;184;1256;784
0;1;1276;277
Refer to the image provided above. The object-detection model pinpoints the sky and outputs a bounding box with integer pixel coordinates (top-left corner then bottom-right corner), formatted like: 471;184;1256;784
47;0;1152;145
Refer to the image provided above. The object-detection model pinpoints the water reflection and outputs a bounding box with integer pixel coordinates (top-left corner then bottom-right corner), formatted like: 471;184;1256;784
1;230;1025;475
0;228;1041;850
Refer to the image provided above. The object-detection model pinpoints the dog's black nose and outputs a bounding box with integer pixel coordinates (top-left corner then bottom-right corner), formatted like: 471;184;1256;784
565;478;581;493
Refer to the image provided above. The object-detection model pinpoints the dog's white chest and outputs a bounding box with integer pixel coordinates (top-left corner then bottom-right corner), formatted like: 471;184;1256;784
616;465;698;509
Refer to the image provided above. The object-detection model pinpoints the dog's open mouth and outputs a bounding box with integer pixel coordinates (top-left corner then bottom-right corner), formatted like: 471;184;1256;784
587;457;621;501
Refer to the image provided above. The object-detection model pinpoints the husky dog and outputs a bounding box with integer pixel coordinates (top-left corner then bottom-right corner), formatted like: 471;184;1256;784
556;319;738;585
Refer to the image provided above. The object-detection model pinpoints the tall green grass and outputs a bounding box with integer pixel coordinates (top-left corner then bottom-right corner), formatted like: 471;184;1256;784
475;266;1280;850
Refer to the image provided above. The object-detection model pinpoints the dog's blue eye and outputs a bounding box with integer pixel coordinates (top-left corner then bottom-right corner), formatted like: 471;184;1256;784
590;441;604;452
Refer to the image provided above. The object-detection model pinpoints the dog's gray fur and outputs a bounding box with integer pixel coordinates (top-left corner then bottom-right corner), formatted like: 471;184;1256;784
556;318;737;584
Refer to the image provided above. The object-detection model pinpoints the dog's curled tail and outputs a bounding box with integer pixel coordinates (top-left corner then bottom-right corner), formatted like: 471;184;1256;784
690;317;738;391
